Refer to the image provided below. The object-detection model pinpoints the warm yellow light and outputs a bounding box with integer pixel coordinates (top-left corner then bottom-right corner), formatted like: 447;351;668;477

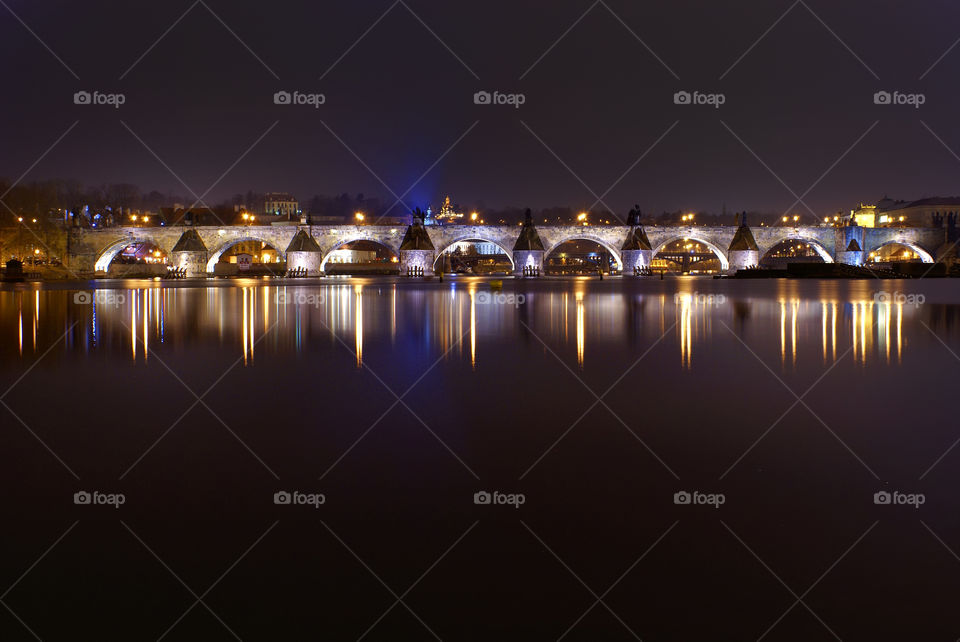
899;216;905;221
142;216;149;222
470;212;478;221
825;217;830;222
34;249;40;255
131;215;138;221
793;215;799;221
17;217;23;222
782;216;788;222
31;218;36;223
577;212;587;221
355;211;364;221
262;253;272;263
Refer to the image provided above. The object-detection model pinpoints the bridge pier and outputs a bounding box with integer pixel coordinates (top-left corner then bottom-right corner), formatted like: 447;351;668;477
399;215;435;276
400;249;435;276
513;250;544;276
513;209;545;276
285;229;323;276
170;230;209;277
622;249;654;274
727;214;760;274
836;226;865;266
621;222;653;275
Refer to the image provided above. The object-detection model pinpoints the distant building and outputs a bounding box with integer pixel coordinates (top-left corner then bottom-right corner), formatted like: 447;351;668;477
434;196;463;222
263;193;299;218
852;196;960;227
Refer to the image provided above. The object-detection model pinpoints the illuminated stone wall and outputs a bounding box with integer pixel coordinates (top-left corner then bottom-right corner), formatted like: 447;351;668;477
171;251;208;277
728;250;760;274
286;251;323;276
399;249;434;276
512;250;544;275
622;249;654;274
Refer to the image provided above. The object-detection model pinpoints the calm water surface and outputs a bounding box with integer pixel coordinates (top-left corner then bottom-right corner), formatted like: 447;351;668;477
2;276;960;640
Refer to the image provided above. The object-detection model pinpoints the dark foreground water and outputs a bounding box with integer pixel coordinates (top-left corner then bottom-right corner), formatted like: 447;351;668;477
1;276;959;640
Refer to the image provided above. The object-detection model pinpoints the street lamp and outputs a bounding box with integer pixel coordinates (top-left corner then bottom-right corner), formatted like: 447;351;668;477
355;212;365;223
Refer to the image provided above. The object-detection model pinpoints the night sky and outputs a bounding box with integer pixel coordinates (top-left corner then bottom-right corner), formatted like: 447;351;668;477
2;0;960;215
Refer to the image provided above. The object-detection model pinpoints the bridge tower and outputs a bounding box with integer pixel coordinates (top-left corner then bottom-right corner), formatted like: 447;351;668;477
170;229;209;277
836;224;865;266
513;209;545;276
621;207;653;275
399;212;435;276
727;213;759;274
285;229;323;276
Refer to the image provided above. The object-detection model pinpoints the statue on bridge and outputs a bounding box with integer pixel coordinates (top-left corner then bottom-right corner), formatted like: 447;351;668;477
412;207;427;226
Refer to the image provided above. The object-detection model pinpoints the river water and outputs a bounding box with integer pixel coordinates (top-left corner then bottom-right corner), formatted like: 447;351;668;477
1;276;959;640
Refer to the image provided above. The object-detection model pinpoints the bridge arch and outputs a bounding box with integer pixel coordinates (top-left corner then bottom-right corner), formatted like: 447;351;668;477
544;235;624;271
95;237;159;272
651;236;729;271
319;237;400;271
206;236;286;273
866;240;935;263
433;237;515;270
761;236;834;263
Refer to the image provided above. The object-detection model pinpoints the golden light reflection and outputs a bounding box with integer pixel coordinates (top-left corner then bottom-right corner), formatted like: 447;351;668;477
896;302;903;363
821;301;827;363
576;291;584;367
469;288;476;368
17;293;23;357
143;290;149;363
779;300;786;365
354;284;363;367
831;302;837;361
851;301;858;362
242;288;249;365
679;296;692;368
791;300;798;367
131;290;137;361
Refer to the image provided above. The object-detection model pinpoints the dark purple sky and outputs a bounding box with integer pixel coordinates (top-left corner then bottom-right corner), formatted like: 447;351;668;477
2;0;960;215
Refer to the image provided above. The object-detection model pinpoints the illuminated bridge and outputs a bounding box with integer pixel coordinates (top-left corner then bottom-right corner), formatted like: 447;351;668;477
67;215;948;277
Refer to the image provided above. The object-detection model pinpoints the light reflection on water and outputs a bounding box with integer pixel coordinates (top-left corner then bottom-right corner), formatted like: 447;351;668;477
0;278;952;370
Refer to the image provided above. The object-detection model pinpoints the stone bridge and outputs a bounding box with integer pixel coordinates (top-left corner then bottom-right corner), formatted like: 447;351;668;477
67;221;948;277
